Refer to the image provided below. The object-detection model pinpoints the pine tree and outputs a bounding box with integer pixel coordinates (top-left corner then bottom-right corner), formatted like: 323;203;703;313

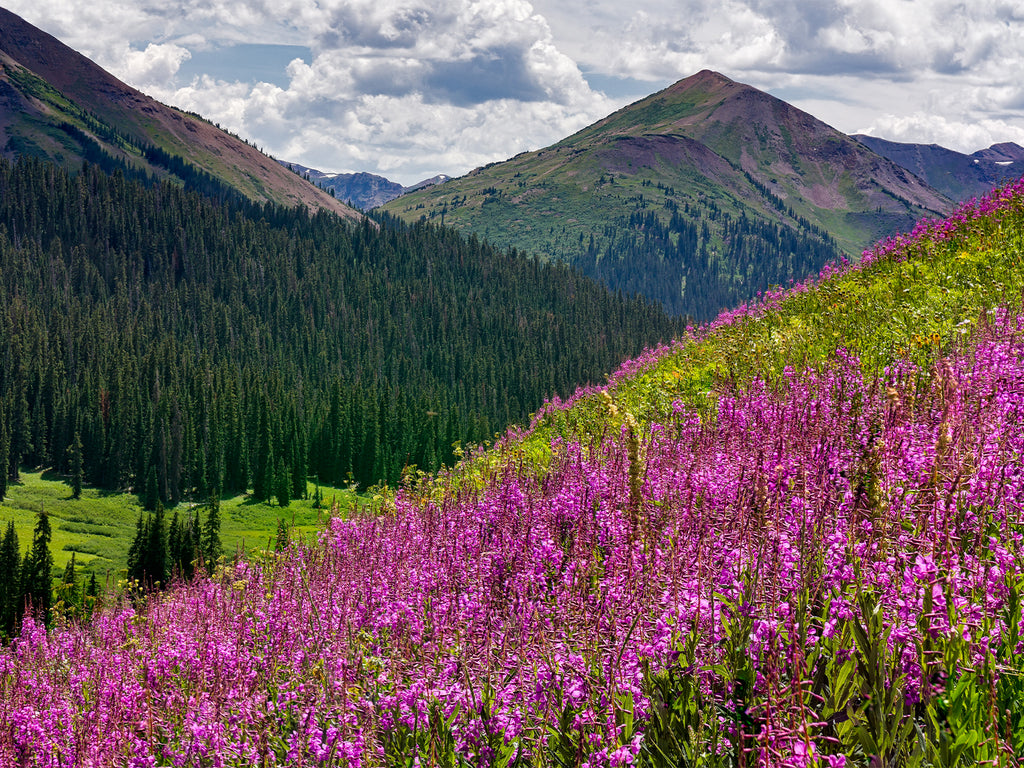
142;465;159;511
85;571;100;616
145;502;167;588
0;521;20;637
126;512;148;586
290;424;307;500
275;456;290;508
68;430;83;500
253;403;272;502
58;552;78;616
62;552;77;586
0;415;8;502
167;510;183;580
275;519;289;552
202;494;222;574
22;509;53;620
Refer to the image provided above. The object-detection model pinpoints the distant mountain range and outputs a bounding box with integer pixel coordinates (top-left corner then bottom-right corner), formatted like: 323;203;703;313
381;70;954;319
279;161;450;210
0;7;358;219
852;135;1024;203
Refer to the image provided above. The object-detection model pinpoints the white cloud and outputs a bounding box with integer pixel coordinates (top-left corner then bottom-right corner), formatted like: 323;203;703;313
3;0;1024;181
118;43;192;88
859;113;1024;155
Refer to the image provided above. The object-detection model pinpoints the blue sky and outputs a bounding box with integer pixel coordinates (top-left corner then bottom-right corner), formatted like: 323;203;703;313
6;0;1024;185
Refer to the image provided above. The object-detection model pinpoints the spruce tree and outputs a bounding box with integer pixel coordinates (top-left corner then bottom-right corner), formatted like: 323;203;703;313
0;415;8;502
275;457;290;508
202;494;222;574
0;521;19;637
142;465;159;511
167;510;182;580
85;572;100;615
145;502;167;588
22;510;53;620
58;552;78;615
126;512;148;586
275;519;289;552
68;430;83;500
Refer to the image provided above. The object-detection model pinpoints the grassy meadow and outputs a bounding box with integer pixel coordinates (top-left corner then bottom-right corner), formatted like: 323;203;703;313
0;469;361;581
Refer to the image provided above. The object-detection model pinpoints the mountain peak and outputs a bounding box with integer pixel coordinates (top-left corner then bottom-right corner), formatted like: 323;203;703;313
0;8;360;218
973;142;1024;163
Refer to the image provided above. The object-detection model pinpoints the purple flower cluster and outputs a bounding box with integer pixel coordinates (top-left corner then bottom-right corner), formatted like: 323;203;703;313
5;179;1024;765
4;302;1024;764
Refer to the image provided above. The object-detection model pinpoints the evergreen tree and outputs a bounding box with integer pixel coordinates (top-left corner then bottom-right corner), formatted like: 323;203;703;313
57;551;79;616
202;494;222;574
62;552;76;586
253;403;273;502
0;521;19;637
145;502;168;588
142;465;159;511
275;457;290;508
85;571;100;616
275;519;289;552
0;416;8;502
167;509;183;579
22;509;53;620
67;430;83;500
126;512;148;586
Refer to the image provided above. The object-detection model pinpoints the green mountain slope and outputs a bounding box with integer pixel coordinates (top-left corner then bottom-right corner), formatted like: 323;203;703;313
0;156;686;580
0;8;359;218
5;179;1024;765
383;70;952;320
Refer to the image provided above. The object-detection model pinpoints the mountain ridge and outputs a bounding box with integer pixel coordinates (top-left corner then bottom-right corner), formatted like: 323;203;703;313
382;70;953;319
853;134;1024;202
279;161;450;209
0;7;359;218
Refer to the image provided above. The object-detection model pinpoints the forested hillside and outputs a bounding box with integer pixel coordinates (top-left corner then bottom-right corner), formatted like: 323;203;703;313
0;158;684;504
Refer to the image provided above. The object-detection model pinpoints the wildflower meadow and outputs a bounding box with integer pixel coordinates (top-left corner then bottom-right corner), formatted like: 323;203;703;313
4;179;1024;766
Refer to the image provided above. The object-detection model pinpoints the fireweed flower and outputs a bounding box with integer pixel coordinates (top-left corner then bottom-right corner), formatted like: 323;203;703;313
5;186;1024;764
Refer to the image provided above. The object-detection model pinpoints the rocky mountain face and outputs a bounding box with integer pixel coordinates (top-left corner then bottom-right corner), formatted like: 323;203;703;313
281;161;450;210
853;135;1024;202
0;8;359;219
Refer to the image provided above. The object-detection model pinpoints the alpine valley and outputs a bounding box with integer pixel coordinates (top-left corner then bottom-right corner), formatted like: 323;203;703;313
5;5;1024;767
0;7;685;583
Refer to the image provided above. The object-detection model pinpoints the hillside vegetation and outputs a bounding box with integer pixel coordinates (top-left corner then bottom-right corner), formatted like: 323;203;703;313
0;157;684;584
2;166;1023;765
383;71;951;321
0;8;358;218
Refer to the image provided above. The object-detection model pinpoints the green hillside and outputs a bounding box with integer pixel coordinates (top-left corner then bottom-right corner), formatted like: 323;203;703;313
0;8;359;218
4;180;1024;765
383;71;952;320
0;156;685;586
469;178;1024;491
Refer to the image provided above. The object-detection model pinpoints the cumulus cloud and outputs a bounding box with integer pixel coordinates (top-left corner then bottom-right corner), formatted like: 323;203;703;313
4;0;1024;180
118;43;192;88
860;113;1024;155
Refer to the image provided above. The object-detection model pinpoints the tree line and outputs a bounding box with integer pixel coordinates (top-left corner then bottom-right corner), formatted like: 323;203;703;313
0;157;685;509
572;198;842;321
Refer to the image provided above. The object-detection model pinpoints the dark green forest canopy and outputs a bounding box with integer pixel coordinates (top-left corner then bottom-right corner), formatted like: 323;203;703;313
0;158;685;500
